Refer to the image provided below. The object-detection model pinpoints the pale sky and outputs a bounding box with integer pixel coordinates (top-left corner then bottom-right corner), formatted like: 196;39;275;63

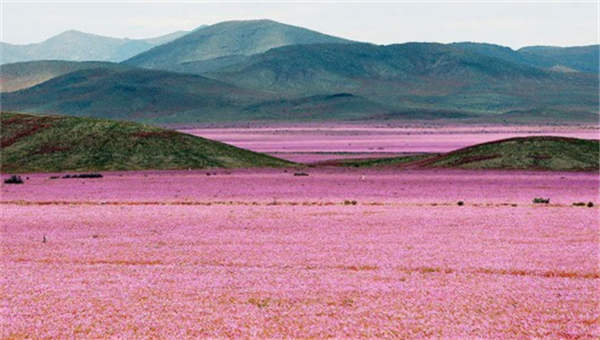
1;1;598;49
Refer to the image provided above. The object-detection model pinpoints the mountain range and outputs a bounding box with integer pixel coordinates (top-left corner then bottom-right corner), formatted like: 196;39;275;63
0;30;188;64
1;19;598;124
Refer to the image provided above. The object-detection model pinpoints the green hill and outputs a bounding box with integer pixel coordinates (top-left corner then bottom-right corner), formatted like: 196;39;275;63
332;137;599;171
123;19;351;71
1;112;292;173
421;136;599;171
0;30;188;64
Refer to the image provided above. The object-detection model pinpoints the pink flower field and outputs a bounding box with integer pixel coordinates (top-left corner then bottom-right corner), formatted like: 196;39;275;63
184;125;600;162
1;169;599;338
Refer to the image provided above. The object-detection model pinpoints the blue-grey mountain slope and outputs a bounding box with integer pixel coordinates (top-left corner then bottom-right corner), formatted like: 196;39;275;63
0;66;275;123
0;30;188;64
123;19;351;71
0;60;130;92
207;42;598;120
452;42;598;73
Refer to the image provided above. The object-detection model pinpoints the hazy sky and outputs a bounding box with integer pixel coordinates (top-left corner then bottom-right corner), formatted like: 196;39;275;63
1;1;598;48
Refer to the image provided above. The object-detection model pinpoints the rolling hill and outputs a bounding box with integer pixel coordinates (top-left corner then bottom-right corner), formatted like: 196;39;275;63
452;42;599;74
209;42;598;119
422;136;599;170
212;42;546;92
242;93;391;121
0;67;275;123
332;136;599;171
0;30;188;64
1;112;292;173
0;65;398;122
123;19;351;71
0;60;130;92
518;45;599;73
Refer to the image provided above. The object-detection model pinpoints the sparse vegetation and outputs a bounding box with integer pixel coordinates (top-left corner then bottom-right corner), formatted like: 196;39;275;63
325;154;434;168
317;137;599;171
571;201;595;208
533;198;550;204
4;175;24;184
248;297;271;309
62;173;103;179
1;112;293;173
423;137;600;171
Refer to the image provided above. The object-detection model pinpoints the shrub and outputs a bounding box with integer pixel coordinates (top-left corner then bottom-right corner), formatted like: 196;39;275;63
62;173;102;179
573;202;586;206
533;198;550;204
588;202;594;208
4;175;23;184
344;200;358;205
457;201;464;206
77;173;103;178
294;172;309;176
248;298;270;308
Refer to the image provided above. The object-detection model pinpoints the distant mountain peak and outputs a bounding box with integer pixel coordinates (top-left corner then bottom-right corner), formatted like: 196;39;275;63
51;29;101;40
452;41;517;52
58;29;85;35
214;18;276;24
1;30;188;64
124;19;352;69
